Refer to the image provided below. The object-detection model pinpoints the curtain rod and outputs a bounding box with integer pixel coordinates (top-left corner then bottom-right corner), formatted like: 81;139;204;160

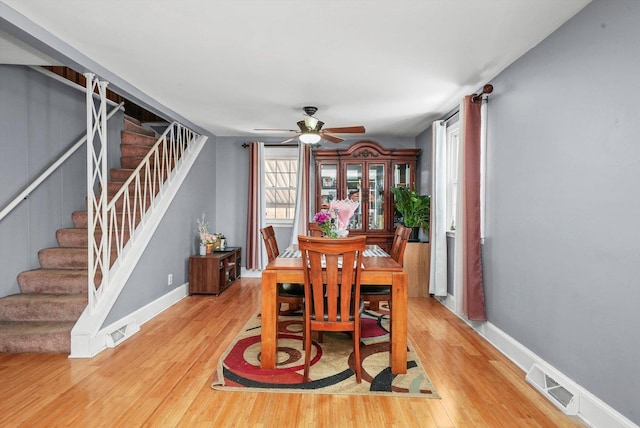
442;83;494;123
443;110;459;123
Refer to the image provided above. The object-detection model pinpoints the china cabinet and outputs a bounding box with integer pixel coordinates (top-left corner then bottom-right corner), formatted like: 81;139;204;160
313;140;420;252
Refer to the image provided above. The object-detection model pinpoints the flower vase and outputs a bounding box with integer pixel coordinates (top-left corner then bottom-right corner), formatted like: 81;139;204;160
199;244;206;256
336;229;349;238
206;243;214;254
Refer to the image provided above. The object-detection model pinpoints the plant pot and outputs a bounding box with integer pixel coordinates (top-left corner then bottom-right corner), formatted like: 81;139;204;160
409;227;420;242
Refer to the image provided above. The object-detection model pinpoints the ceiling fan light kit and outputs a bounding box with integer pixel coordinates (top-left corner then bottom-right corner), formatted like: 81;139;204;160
299;132;322;144
255;106;366;145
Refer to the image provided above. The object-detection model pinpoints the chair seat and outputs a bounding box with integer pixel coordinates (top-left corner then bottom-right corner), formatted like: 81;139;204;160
278;283;305;297
360;285;391;295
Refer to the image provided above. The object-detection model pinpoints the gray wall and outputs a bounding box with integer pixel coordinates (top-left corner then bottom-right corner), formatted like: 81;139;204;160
104;135;217;324
418;1;639;424
0;65;122;297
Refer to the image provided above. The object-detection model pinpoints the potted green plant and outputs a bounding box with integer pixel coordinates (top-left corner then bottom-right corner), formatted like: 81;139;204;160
391;186;430;241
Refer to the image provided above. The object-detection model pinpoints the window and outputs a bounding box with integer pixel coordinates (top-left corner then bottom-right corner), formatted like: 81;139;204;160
446;122;460;231
264;147;298;224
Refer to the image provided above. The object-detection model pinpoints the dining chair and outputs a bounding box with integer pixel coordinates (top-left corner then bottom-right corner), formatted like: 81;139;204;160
298;234;366;383
360;225;412;311
308;222;323;237
259;226;304;313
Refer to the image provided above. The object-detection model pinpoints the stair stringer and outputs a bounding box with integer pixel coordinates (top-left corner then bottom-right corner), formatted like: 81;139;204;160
69;134;208;358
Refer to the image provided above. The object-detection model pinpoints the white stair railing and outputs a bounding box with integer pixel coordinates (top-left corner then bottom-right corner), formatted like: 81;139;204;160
84;73;201;312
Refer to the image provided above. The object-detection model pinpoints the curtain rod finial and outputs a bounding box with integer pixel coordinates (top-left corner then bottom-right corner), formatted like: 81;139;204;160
472;84;494;103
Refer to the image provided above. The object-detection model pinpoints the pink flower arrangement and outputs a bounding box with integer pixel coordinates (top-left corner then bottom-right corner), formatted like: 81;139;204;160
329;199;359;230
313;210;338;238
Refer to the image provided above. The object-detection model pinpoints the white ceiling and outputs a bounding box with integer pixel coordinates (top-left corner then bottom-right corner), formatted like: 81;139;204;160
1;0;591;139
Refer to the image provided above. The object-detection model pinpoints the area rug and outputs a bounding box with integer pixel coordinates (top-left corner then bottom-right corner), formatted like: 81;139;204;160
211;310;440;398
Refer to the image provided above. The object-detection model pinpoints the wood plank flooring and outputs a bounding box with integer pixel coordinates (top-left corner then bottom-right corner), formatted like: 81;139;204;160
0;278;586;427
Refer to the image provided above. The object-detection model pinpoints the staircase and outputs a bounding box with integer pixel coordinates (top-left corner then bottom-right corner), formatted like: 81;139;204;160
0;115;162;354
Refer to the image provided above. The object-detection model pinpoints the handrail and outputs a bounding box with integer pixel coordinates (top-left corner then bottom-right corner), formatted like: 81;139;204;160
0;101;124;223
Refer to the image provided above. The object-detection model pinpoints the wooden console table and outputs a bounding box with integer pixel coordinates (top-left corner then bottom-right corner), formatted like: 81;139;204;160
188;247;241;295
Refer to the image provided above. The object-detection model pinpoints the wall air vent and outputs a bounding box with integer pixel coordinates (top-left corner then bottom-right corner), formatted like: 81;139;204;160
526;364;579;415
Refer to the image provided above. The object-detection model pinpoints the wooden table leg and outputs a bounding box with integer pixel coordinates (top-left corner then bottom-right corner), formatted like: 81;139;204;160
390;271;408;374
261;270;277;369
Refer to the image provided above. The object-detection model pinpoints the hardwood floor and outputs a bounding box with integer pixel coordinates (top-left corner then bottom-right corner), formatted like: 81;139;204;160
0;277;586;427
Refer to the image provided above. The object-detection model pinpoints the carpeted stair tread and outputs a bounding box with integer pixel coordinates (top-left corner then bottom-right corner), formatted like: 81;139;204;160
120;143;156;158
40;247;118;269
58;229;131;249
124;117;156;137
121;130;157;147
107;181;132;194
72;210;142;229
0;294;87;322
17;269;88;294
120;155;166;169
124;114;141;126
38;248;88;269
110;168;137;182
56;228;88;247
0;321;74;353
107;181;159;199
72;210;89;228
85;193;153;210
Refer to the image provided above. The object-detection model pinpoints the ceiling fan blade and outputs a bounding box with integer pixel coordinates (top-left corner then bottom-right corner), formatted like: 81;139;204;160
280;136;299;144
255;128;298;132
322;126;366;134
320;132;344;143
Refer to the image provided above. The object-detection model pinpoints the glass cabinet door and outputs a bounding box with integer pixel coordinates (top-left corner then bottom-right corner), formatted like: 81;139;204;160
345;164;362;230
368;163;385;230
393;162;412;188
319;163;337;209
392;162;414;227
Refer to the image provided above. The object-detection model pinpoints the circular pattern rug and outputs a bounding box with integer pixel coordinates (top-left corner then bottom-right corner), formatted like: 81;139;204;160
211;310;440;398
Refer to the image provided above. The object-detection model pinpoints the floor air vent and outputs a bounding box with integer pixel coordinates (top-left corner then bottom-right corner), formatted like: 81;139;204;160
526;364;579;415
105;321;140;348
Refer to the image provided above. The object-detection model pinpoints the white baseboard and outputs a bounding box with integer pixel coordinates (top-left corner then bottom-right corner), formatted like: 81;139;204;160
436;297;637;428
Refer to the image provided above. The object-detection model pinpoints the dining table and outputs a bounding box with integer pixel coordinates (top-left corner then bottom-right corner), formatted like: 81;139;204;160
260;244;408;374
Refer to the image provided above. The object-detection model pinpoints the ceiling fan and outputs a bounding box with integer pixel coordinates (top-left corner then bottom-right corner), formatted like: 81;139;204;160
255;106;366;144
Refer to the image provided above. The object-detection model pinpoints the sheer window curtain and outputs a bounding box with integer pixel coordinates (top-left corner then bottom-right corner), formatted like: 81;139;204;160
429;120;448;296
246;142;268;270
290;143;310;245
453;96;487;321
